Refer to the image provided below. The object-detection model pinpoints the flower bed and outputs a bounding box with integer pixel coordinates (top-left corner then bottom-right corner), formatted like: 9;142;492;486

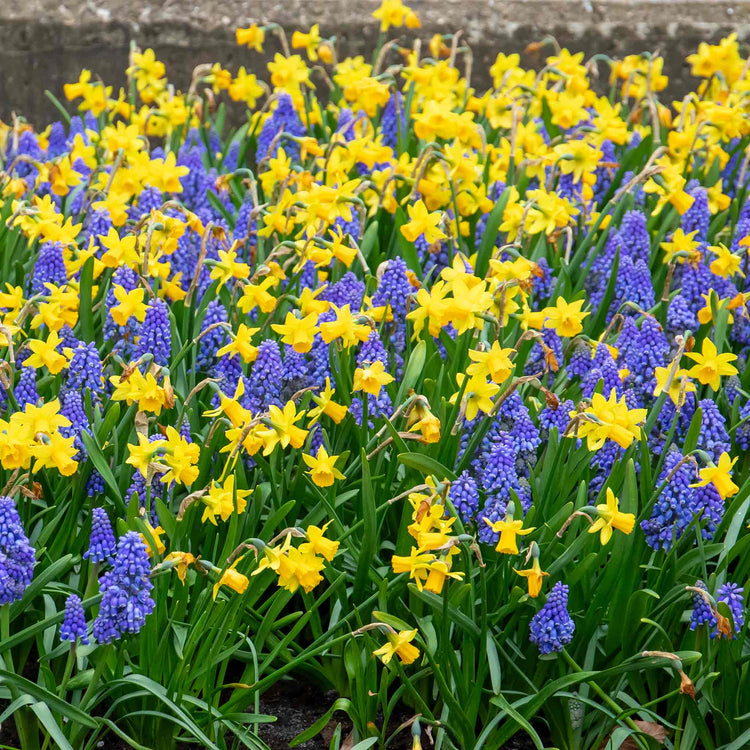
0;3;748;748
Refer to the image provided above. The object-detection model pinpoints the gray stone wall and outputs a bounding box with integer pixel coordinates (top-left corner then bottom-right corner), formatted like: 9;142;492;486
2;0;750;125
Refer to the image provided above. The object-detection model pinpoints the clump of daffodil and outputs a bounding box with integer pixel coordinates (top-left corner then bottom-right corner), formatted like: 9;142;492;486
572;389;647;451
201;476;253;525
390;481;465;594
251;525;338;594
110;365;171;415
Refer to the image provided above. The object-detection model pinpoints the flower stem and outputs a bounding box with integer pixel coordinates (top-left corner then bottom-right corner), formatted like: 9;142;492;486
561;650;645;742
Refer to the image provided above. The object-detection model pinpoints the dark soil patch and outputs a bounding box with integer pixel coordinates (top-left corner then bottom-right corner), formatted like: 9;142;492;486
1;679;542;749
256;680;347;750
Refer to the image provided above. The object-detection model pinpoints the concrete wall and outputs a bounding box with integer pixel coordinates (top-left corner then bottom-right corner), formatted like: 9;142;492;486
1;0;750;125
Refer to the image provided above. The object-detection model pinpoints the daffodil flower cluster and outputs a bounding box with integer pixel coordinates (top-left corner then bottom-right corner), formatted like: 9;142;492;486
0;7;749;747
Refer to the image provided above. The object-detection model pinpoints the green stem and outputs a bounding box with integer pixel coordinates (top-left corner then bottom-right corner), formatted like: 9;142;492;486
562;650;645;746
1;604;13;672
2;605;40;750
69;648;109;747
57;645;76;699
674;701;685;750
79;650;109;710
83;562;100;602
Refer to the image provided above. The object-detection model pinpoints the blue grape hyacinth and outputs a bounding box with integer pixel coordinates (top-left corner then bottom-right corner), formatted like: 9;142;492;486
717;582;745;636
60;594;89;645
689;580;717;632
448;471;480;524
92;532;155;643
529;581;575;654
84;507;117;564
0;497;36;605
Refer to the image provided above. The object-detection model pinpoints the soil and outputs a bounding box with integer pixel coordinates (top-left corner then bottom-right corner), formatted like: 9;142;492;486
257;680;349;750
0;675;542;749
2;0;750;125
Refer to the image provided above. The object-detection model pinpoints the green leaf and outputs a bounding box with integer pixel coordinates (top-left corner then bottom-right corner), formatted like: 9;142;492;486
475;190;510;277
487;652;699;747
682;405;703;455
44;90;72;124
587;249;620;336
372;609;415;633
30;701;75;750
290;698;352;746
396;339;426;405
490;692;545;750
719;726;750;750
259;500;296;541
101;674;219;748
81;431;124;510
207;191;235;225
409;586;480;637
78;257;95;341
353;448;377;599
397;452;456;482
684;696;716;750
0;670;98;728
486;633;502;695
360;220;379;262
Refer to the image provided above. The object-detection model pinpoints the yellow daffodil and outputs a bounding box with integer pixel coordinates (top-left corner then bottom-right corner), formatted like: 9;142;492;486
485;507;536;554
271;311;319;353
400;200;446;245
514;556;549;598
466;341;515;383
690;452;739;499
23;331;68;374
202;476;252;525
373;628;420;665
353;360;395;396
300;521;340;561
213;558;250;599
302;445;345;487
543;297;590;338
588;488;635;545
573;389;647;450
685;338;738;391
653;366;696;406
